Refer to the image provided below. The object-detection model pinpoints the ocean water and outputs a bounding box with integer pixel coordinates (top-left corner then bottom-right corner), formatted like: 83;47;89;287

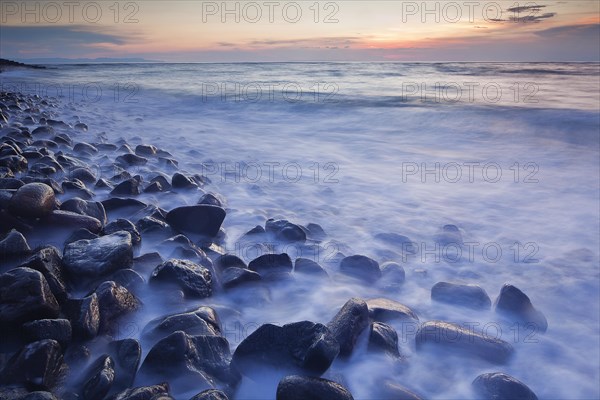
1;62;599;399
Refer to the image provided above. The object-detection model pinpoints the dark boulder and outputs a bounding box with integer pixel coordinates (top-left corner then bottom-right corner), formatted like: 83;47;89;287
294;258;328;277
171;172;197;189
108;338;142;392
214;254;247;273
62;231;133;279
68;167;96;184
198;193;225;207
66;293;99;340
151;259;213;298
415;321;514;364
248;253;293;274
81;355;115;400
276;375;353;400
64;228;98;245
142;306;221;342
432;282;491;310
60;198;107;226
17;246;67;302
368;322;400;357
340;255;381;283
23;319;72;347
111;178;142;196
232;321;339;376
8;182;55;218
42;210;102;233
472;372;538;400
0;267;59;324
221;267;262;289
166;205;226;238
265;219;306;243
135;144;157;157
326;298;369;356
494;284;548;333
116;154;147;166
104;219;141;246
101;198;146;213
0;229;31;257
111;383;170;400
366;298;419;323
190;389;229;400
94;281;139;333
0;339;66;390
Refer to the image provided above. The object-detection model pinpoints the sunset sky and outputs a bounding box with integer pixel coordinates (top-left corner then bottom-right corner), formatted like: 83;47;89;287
1;1;599;62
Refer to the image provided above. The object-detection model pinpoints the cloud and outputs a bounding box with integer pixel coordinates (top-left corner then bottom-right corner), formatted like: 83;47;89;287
492;4;557;23
507;5;548;13
534;23;600;38
246;37;361;48
510;12;556;23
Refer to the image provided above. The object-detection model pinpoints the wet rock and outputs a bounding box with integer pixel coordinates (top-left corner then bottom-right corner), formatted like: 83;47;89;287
142;306;221;341
17;246;67;302
135;216;171;236
23;319;72;347
377;381;424;400
340;255;381;283
294;258;328;277
248;253;293;274
139;331;240;395
0;155;28;172
66;294;99;339
115;153;147;167
0;267;59;324
0;339;66;390
22;391;60;400
232;321;339;376
32;126;54;136
166;205;225;238
104;219;141;246
111;383;170;400
108;339;141;392
214;254;247;273
8;182;55;218
96;143;118;152
172;172;197;189
63;231;133;279
143;181;163;193
95;179;113;189
151;259;213;298
94;281;139;333
73;142;98;155
379;262;405;289
65;228;98;245
431;282;491;310
109;269;145;293
327;298;369;356
265;219;307;243
0;229;31;256
415;321;514;364
198;193;225;207
472;372;538;400
101;198;146;213
43;210;102;233
276;375;354;400
0;177;23;189
368;322;400;357
305;223;326;240
150;175;171;191
494;284;548;333
68;167;96;184
60;198;107;226
221;267;262;289
81;355;115;400
111;178;142;196
74;122;88;131
190;389;229;400
135;144;157;157
366;298;419;323
434;224;463;245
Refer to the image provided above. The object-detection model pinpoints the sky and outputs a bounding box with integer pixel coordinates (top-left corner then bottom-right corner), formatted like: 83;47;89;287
1;1;599;62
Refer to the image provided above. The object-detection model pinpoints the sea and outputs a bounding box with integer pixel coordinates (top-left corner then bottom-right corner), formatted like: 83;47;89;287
1;62;599;399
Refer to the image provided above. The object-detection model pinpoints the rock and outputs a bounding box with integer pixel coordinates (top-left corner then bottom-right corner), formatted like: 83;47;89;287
101;198;146;213
221;267;262;289
66;294;99;339
198;193;225;207
306;223;326;240
0;177;24;189
135;144;157;157
74;122;88;131
17;246;67;302
108;339;141;392
0;155;27;172
104;219;141;246
143;181;163;193
73;142;98;155
111;383;170;400
0;229;31;256
294;258;328;277
109;269;145;293
116;153;147;166
327;298;369;356
379;262;406;289
366;298;419;322
135;216;171;236
111;178;142;196
214;254;247;273
42;210;102;233
377;381;425;400
60;198;107;226
22;391;60;400
415;321;514;364
368;322;400;357
139;331;240;395
32;126;54;135
276;375;354;400
472;372;538;400
190;389;229;400
151;259;213;298
0;339;66;390
171;172;197;189
494;284;548;333
265;219;307;243
81;355;115;400
434;224;463;245
0;268;59;324
340;255;381;283
431;282;491;310
95;178;113;189
62;231;133;279
68;167;96;184
150;175;172;191
65;228;98;245
23;319;72;347
232;321;339;376
142;306;221;342
8;182;55;218
248;253;293;274
166;205;226;238
94;281;139;333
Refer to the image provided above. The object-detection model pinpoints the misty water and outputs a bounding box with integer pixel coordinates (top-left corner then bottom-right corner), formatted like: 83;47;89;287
2;62;599;399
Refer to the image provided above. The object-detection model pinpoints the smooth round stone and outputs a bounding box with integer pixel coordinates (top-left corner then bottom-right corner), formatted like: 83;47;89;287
473;372;538;400
9;182;56;218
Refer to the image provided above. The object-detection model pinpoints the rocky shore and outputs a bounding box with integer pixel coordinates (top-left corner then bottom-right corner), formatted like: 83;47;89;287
0;90;545;400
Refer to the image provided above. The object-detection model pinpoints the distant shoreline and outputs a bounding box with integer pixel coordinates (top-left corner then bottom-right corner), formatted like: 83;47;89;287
0;58;46;73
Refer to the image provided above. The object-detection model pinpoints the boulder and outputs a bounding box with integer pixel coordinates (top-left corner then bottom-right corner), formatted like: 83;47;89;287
221;267;262;289
17;246;67;302
340;255;381;283
23;319;72;347
327;298;369;356
111;383;170;400
294;258;328;277
166;205;226;238
94;281;139;333
472;372;538;400
276;375;354;400
368;322;400;357
108;338;142;392
0;267;59;323
42;210;102;233
494;284;548;333
142;306;221;342
248;253;293;274
104;219;141;246
81;355;115;400
0;229;31;256
431;282;491;310
151;259;213;298
60;198;107;226
366;298;419;322
67;293;100;339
